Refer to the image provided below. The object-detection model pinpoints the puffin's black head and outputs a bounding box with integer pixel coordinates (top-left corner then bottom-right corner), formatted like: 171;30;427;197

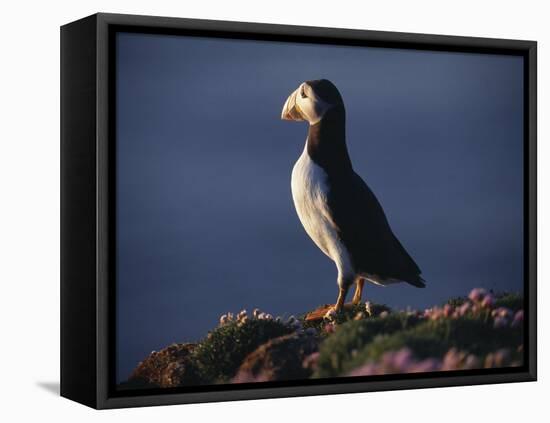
281;79;344;125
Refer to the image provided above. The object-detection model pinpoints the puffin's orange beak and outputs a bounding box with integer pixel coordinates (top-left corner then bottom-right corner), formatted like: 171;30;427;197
281;88;304;121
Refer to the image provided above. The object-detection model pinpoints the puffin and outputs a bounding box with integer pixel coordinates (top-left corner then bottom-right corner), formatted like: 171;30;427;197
281;79;425;317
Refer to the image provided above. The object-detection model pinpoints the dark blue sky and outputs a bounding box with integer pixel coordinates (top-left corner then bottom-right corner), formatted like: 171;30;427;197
115;32;524;382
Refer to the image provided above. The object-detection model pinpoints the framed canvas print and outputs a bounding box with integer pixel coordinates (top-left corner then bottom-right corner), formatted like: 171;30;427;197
60;13;537;409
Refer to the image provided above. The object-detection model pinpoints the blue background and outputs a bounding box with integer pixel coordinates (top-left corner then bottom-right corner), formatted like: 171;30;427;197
115;32;524;382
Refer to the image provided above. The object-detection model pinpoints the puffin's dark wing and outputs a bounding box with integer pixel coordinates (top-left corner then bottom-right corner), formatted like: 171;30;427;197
327;172;424;286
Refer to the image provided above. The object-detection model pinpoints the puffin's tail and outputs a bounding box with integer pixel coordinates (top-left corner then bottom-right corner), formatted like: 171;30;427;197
407;276;426;288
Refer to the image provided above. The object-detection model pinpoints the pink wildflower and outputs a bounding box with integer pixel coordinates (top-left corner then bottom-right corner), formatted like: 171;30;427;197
492;307;513;319
511;310;524;328
457;302;471;317
468;288;488;303
302;352;320;370
481;294;495;308
348;363;378;376
484;349;510;368
441;348;481;370
323;323;336;334
409;358;440;373
392;348;414;369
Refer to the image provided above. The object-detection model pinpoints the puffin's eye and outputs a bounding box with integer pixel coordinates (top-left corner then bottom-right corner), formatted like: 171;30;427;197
300;85;308;99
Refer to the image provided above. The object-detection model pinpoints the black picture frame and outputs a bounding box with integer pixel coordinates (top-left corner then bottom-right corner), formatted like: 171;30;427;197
60;12;537;409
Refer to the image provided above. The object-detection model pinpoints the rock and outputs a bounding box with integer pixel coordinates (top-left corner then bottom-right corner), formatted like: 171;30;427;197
233;333;319;382
127;343;199;388
305;302;391;322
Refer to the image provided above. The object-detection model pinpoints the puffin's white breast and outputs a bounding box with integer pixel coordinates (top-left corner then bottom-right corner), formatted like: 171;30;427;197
291;143;354;281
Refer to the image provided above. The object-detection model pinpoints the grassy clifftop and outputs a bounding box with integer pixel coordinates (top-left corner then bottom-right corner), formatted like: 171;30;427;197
120;289;524;390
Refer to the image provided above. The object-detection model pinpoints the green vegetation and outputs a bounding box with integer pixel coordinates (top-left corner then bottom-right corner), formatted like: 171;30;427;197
123;291;524;389
314;313;421;377
343;316;522;376
494;293;524;311
192;318;293;383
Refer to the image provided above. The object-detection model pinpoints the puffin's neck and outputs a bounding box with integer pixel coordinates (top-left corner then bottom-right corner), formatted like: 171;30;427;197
306;106;352;175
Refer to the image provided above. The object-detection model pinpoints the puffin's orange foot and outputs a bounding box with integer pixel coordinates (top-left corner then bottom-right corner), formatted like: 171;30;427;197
324;306;342;320
305;304;334;321
324;304;351;320
305;303;355;322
